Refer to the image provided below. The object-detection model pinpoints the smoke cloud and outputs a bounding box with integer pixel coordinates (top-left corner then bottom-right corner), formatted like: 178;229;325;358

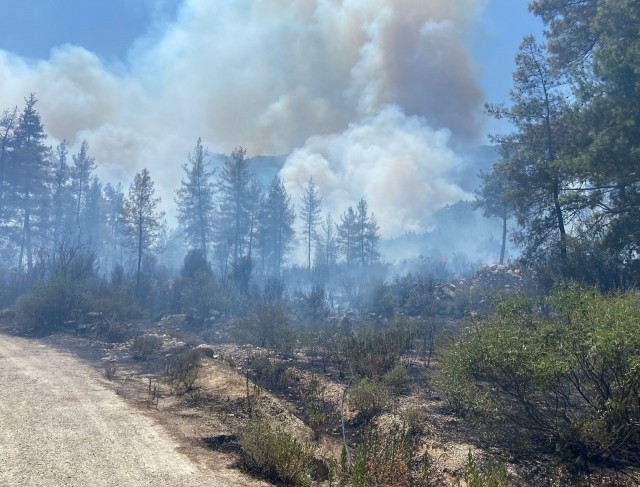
0;0;487;238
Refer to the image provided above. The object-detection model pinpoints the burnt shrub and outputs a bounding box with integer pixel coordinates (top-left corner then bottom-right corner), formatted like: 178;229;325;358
167;348;203;392
131;334;162;360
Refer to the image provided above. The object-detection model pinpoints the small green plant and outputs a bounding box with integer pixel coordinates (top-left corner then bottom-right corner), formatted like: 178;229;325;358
15;276;76;334
307;405;329;441
334;428;435;486
457;449;507;487
435;285;640;467
239;420;315;486
246;354;292;393
383;364;411;395
402;406;427;436
349;378;388;422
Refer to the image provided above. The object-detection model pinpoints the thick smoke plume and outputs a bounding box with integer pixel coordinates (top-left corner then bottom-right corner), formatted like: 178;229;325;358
0;0;486;238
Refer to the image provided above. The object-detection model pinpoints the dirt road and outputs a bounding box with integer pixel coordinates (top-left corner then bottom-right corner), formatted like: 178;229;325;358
0;334;231;487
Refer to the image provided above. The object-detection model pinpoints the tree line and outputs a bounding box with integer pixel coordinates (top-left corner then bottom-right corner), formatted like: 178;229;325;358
475;0;640;289
0;102;381;298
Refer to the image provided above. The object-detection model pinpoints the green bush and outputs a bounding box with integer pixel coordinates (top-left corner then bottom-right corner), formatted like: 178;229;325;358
343;323;413;379
15;276;76;334
436;285;640;466
349;378;388;422
337;428;434;486
233;303;296;356
83;282;142;322
383;364;411;395
457;449;507;487
239;420;314;486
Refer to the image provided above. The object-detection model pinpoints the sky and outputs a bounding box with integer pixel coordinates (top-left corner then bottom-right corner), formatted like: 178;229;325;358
0;0;543;239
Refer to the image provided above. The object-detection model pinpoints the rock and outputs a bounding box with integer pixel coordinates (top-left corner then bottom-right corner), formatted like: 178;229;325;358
195;344;215;358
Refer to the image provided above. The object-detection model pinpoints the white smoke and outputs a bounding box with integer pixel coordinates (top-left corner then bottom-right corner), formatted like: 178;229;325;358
282;106;469;238
0;0;487;238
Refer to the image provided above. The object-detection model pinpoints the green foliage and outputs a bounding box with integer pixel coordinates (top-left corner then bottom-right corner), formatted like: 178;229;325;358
239;420;314;486
383;364;411;395
246;355;292;393
343;322;413;379
83;282;142;322
456;450;507;487
293;284;330;325
349;378;388;422
306;405;329;441
233;303;296;355
436;286;640;465
336;428;434;487
178;269;226;325
15;276;76;334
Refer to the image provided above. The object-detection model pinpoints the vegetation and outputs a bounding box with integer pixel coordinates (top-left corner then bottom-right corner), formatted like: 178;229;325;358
437;286;640;466
239;420;315;486
0;2;639;485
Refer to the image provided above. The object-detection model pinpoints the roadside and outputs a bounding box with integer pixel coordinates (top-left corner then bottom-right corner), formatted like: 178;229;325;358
0;333;265;487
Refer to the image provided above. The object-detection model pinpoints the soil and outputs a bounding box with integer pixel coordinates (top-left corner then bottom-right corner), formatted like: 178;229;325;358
0;333;266;487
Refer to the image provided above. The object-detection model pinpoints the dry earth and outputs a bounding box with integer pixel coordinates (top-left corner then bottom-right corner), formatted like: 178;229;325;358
0;333;264;487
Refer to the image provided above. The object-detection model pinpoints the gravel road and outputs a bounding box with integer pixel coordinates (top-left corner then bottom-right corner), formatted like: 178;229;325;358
0;334;229;487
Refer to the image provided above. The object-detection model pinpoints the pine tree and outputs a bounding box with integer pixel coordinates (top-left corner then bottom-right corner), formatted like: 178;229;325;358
474;167;512;265
216;147;251;264
488;36;571;272
316;213;338;268
300;177;322;271
175;138;216;256
51;140;74;248
71;140;96;238
260;177;295;275
338;207;358;265
103;182;125;271
0;106;18;219
11;94;51;272
122;168;166;296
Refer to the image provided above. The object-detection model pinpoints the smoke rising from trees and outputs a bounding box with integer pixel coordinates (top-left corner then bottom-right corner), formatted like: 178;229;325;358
0;0;487;238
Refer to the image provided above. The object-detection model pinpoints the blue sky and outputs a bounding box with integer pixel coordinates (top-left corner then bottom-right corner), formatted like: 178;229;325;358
0;0;541;106
0;0;544;238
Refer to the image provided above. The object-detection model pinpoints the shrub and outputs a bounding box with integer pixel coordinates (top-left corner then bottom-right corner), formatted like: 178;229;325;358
233;303;297;356
239;420;314;486
15;276;76;334
104;362;118;380
436;285;640;466
83;282;142;322
167;348;203;392
246;355;292;393
337;428;434;486
349;378;388;422
383;364;411;395
457;449;507;487
92;319;136;343
343;323;412;379
306;405;329;441
131;334;162;360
